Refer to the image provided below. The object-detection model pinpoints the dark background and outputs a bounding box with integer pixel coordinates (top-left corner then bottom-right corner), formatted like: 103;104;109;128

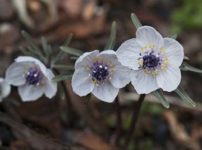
0;0;202;150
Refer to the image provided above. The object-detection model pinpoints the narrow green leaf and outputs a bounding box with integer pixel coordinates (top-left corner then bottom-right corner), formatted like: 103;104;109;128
60;46;83;57
52;64;74;70
63;33;73;46
21;31;39;52
175;87;196;107
52;75;72;82
153;90;170;108
51;34;73;66
41;37;51;57
21;31;46;61
104;21;117;50
180;62;202;74
130;13;142;29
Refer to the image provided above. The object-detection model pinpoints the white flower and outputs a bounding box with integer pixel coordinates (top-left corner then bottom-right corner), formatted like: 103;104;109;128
0;78;11;101
5;56;57;101
72;50;131;102
117;26;184;94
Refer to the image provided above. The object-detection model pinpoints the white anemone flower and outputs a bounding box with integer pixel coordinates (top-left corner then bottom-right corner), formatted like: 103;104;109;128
117;26;184;94
5;56;57;101
0;78;11;101
72;50;131;102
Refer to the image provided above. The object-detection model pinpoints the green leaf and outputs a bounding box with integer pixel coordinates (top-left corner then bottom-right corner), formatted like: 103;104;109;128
52;64;74;70
60;46;83;57
21;31;45;60
41;37;51;57
175;87;196;107
104;21;117;50
130;13;142;29
180;62;202;73
153;90;170;108
51;34;73;66
63;33;73;46
52;75;72;82
21;31;39;52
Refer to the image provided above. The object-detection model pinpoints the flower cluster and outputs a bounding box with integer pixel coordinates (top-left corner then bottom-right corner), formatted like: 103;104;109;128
0;16;197;108
72;26;184;102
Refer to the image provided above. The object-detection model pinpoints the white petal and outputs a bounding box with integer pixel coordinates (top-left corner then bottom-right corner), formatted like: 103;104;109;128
110;64;131;88
157;66;181;92
44;69;57;98
163;38;184;67
99;50;116;56
136;26;163;48
15;56;47;75
5;62;27;86
116;38;141;70
98;50;117;62
75;50;99;69
92;81;118;102
72;69;94;96
18;85;44;101
131;70;159;94
0;78;11;99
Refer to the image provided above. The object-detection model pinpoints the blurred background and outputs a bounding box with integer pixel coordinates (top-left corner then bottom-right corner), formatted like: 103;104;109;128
0;0;202;150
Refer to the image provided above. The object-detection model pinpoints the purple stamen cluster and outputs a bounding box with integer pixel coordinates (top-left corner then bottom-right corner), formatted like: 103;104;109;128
91;62;109;82
26;67;43;85
142;51;162;70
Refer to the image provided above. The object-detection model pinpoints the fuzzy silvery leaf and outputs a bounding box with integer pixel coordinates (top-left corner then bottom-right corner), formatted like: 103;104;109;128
105;21;117;50
153;90;170;108
175;86;196;107
130;13;142;29
180;62;202;74
51;34;73;66
60;46;83;57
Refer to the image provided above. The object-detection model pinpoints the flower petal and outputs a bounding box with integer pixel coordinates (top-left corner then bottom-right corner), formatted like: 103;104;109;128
0;78;11;99
98;50;117;63
157;66;181;92
163;38;184;67
44;69;57;98
5;62;27;86
15;56;47;76
75;50;99;69
110;64;131;88
116;38;141;70
136;26;163;48
92;81;118;102
72;69;94;96
131;70;159;94
18;85;44;101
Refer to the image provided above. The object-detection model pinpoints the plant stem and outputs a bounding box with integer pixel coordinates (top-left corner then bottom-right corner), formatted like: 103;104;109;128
124;94;146;148
115;96;122;145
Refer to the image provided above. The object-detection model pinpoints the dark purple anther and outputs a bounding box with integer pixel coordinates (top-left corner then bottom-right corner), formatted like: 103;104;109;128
26;67;43;85
142;52;161;70
91;62;109;82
